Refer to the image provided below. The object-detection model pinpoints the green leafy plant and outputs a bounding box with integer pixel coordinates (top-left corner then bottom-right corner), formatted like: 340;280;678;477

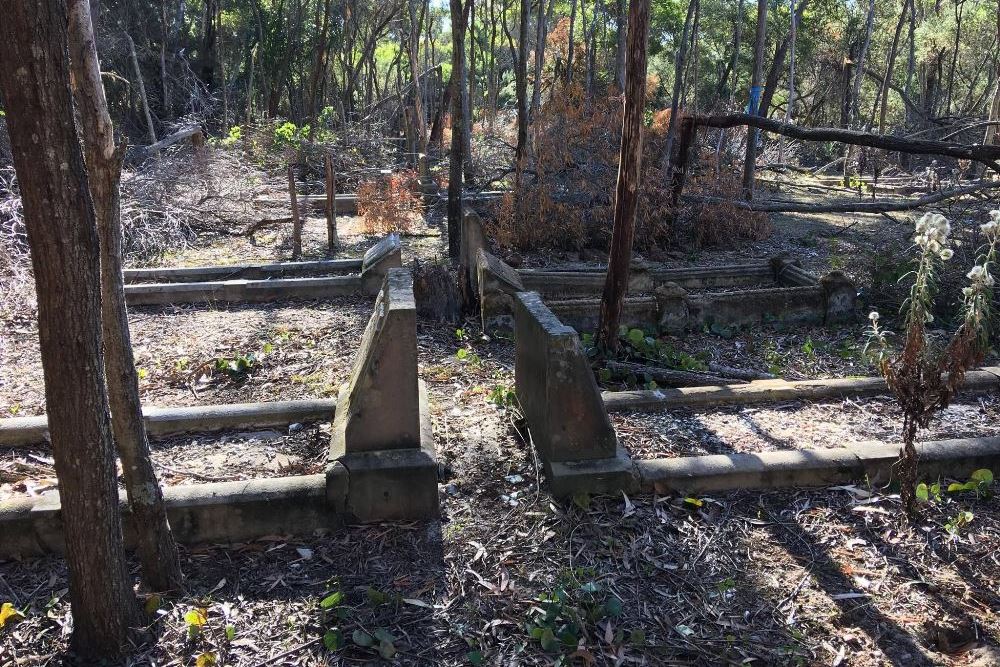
526;579;626;660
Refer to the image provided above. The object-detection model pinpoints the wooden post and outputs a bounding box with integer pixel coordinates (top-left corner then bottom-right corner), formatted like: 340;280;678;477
325;154;338;250
596;0;651;353
288;164;302;259
741;0;767;201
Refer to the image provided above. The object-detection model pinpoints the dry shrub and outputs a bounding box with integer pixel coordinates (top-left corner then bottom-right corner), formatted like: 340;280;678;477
492;84;673;252
357;169;423;235
683;171;772;248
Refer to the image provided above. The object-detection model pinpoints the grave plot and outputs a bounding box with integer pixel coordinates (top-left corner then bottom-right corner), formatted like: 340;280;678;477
462;208;857;335
0;269;438;559
511;290;1000;497
123;234;402;306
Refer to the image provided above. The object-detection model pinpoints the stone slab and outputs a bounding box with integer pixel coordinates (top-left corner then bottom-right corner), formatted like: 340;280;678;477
330;269;420;455
360;235;404;295
327;381;438;522
514;292;617;462
547;445;638;497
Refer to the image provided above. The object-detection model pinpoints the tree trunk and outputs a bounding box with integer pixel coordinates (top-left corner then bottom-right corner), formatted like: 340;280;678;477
531;0;547;119
842;0;876;185
463;0;476;181
661;0;697;171
615;0;626;89
0;0;142;657
567;0;577;84
871;0;908;133
983;0;1000;150
67;0;183;596
758;0;809;119
448;0;469;259
125;30;157;144
407;0;429;179
596;0;650;352
741;0;768;200
201;0;218;88
515;0;529;164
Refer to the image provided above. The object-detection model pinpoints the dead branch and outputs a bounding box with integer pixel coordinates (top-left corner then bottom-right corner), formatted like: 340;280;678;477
684;180;1000;214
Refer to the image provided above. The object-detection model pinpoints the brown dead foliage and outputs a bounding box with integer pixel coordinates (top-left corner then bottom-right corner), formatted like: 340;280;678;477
356;169;423;235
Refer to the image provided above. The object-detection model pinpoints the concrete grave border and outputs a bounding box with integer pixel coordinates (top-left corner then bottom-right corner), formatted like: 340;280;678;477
461;210;858;334
0;270;437;560
123;235;401;306
512;289;1000;498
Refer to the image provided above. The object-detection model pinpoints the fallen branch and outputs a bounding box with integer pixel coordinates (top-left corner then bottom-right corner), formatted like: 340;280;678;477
244;217;293;236
137;125;203;156
690;113;1000;171
604;360;746;387
683;180;1000;214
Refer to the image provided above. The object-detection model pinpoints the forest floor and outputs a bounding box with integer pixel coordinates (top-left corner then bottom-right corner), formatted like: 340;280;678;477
3;168;1000;665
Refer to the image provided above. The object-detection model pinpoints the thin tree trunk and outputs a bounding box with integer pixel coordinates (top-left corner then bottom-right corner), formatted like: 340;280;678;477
567;0;577;84
69;0;183;595
407;0;429;178
0;0;142;656
742;0;768;200
872;0;908;133
448;0;470;259
842;0;876;185
201;0;218;87
288;164;302;259
531;0;547;118
661;0;697;171
779;0;797;162
596;0;650;353
160;0;169;113
515;0;530;164
463;0;476;181
982;0;1000;149
125;31;157;144
614;0;626;89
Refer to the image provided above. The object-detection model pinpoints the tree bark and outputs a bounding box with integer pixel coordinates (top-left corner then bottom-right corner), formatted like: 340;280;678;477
0;0;142;657
614;0;626;89
758;0;809;119
531;0;548;119
567;0;577;84
515;0;530;165
67;0;183;596
871;0;909;133
201;0;218;88
661;0;697;171
596;0;650;352
124;30;157;144
448;0;470;259
742;0;768;200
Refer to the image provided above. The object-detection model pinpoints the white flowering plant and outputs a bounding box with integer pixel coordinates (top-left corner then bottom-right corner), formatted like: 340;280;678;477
867;210;998;514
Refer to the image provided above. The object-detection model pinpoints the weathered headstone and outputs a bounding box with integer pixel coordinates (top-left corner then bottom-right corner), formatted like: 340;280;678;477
478;249;525;332
327;268;438;521
360;234;403;294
